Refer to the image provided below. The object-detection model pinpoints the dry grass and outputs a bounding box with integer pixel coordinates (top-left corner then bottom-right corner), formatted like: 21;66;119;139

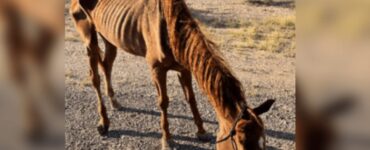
235;15;295;57
249;16;296;56
65;68;74;79
65;32;80;42
198;14;295;57
79;77;91;89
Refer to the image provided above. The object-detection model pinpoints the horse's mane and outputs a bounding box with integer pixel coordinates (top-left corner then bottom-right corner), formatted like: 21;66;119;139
162;0;247;118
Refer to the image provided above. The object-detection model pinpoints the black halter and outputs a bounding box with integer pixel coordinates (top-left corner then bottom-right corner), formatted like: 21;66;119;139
216;107;248;150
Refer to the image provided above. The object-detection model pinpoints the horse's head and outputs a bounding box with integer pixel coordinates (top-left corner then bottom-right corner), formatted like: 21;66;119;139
217;99;275;150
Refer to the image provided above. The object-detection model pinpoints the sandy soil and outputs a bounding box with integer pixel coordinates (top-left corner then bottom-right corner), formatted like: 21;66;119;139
65;0;295;149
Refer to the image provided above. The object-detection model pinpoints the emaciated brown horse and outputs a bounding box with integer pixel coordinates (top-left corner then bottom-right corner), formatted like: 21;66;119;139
70;0;275;149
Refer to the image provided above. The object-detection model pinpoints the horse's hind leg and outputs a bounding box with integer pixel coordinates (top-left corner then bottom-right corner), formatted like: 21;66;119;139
71;7;109;135
87;33;110;135
100;36;122;110
177;70;207;139
84;31;109;135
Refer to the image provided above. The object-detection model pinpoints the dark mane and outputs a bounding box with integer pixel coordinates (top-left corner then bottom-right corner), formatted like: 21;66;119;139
162;0;247;118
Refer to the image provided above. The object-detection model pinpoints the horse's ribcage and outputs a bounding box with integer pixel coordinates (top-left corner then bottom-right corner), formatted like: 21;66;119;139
91;0;147;55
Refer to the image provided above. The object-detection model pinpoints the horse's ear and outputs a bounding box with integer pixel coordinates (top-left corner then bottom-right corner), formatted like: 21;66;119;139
253;99;275;115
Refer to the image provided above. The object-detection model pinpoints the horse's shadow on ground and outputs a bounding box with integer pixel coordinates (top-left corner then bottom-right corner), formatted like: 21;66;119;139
266;129;295;141
107;129;284;150
115;106;295;141
107;129;210;144
246;1;295;9
107;129;211;150
116;106;218;124
266;145;281;150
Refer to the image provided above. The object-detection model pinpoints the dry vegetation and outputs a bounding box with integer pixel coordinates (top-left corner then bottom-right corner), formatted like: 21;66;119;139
244;15;295;57
199;15;295;57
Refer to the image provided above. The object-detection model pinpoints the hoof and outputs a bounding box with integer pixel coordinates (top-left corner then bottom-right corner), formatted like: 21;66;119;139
97;124;109;135
161;138;175;150
110;100;123;110
196;132;212;142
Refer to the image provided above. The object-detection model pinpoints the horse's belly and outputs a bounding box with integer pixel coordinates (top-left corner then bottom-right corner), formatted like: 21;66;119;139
116;31;147;57
95;31;145;57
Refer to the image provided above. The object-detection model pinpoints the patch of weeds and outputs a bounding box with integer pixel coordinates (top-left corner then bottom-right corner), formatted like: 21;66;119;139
65;32;80;42
65;69;74;79
243;15;296;57
190;14;295;57
79;77;91;89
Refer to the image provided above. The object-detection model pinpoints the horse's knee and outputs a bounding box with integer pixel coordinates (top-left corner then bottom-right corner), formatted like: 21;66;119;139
89;70;100;88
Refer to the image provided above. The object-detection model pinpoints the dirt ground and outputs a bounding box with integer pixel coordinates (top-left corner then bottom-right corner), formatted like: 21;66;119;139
65;0;295;149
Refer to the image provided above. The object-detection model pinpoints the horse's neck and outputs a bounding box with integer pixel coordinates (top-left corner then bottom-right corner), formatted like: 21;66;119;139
188;45;247;126
161;0;248;127
215;100;243;120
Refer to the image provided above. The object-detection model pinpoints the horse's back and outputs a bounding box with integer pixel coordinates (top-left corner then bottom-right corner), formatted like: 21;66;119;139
76;0;179;69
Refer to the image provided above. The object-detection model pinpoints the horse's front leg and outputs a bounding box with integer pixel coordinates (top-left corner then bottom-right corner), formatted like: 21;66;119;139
178;70;208;140
149;66;172;150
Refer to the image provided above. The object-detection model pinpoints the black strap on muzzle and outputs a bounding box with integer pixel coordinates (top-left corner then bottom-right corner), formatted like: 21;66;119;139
216;107;248;150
